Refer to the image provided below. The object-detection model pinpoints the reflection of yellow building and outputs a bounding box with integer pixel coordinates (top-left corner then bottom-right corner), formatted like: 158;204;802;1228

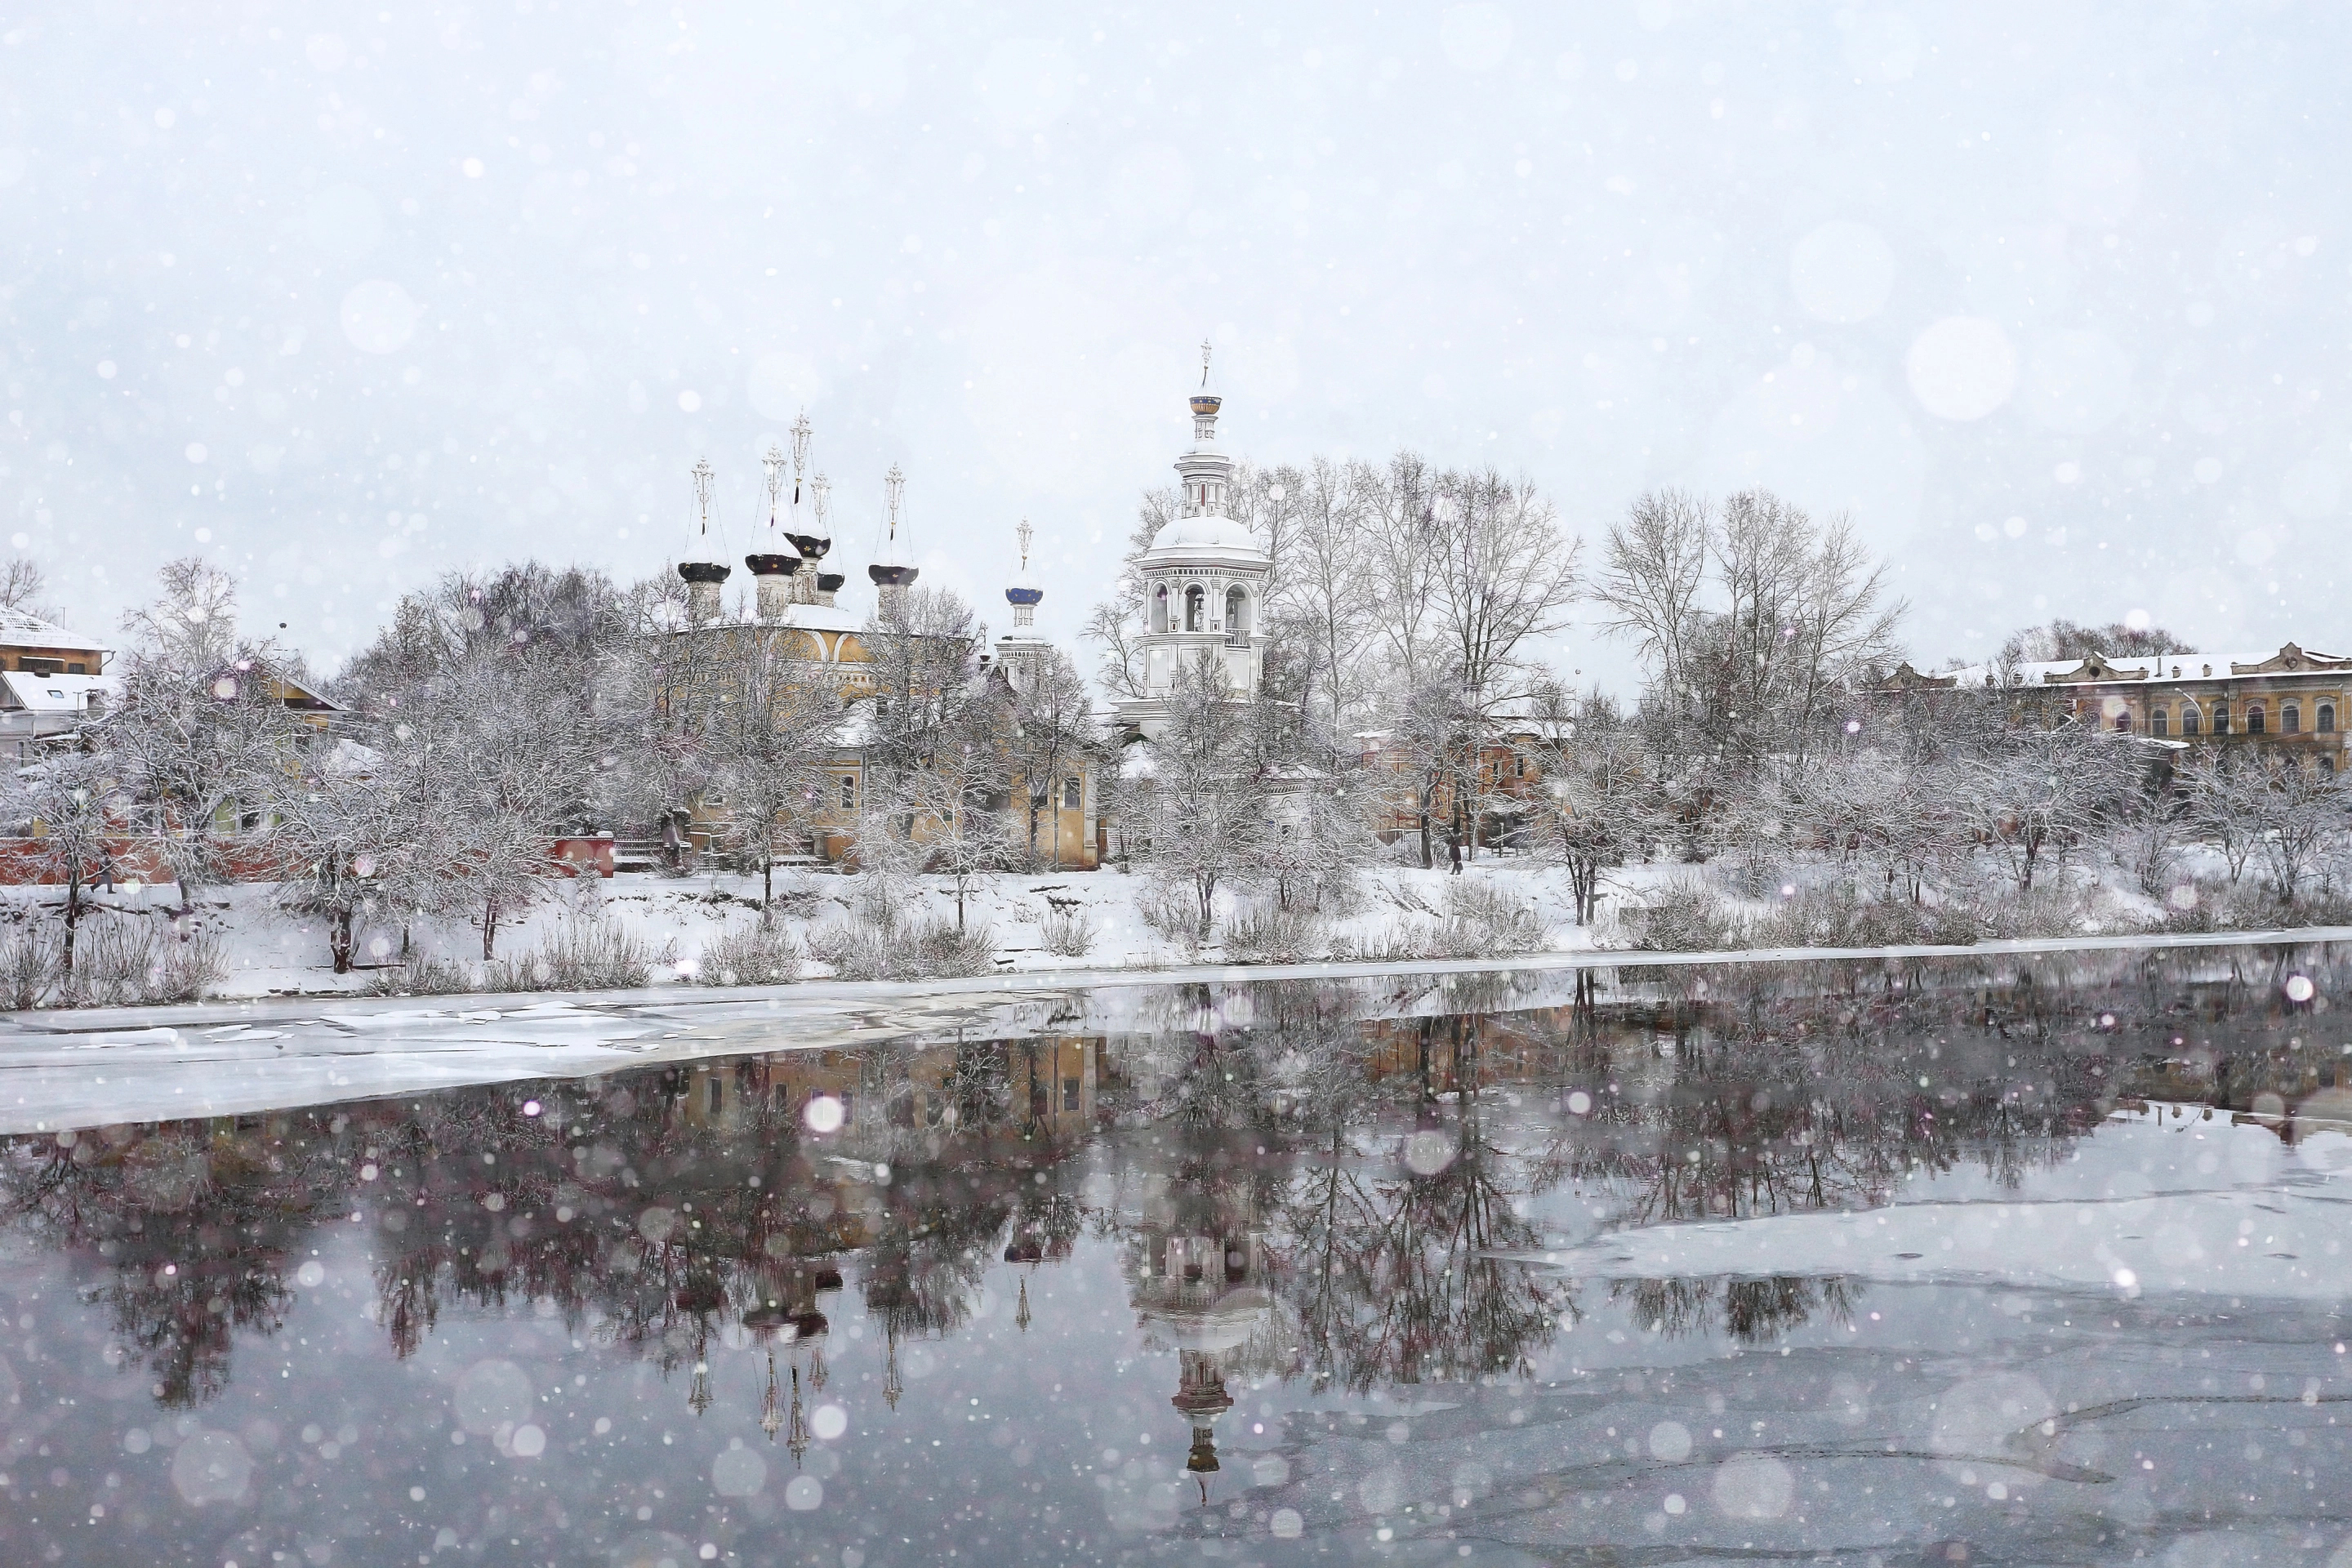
679;1038;1105;1146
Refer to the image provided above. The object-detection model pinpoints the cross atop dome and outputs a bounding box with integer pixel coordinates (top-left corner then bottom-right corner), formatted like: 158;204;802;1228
1005;518;1044;626
1190;339;1222;442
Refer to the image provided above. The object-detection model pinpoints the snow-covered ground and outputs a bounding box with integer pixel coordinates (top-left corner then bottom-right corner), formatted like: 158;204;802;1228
7;843;2323;1005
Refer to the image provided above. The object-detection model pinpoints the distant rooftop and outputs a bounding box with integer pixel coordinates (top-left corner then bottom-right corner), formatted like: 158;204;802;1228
0;608;106;654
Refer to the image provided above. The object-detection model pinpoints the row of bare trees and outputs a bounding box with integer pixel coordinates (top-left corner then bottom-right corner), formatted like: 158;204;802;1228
4;555;1112;977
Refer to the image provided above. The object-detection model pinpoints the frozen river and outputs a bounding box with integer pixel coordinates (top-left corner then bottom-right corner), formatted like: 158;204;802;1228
0;939;2348;1565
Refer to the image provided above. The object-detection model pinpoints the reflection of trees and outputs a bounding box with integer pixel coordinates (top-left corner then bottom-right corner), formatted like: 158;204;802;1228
1541;960;2118;1233
1254;996;1569;1393
1614;1274;1861;1346
0;1122;333;1406
5;943;2342;1418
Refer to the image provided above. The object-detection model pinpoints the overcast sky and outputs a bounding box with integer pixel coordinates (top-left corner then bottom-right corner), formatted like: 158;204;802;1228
2;1;2346;690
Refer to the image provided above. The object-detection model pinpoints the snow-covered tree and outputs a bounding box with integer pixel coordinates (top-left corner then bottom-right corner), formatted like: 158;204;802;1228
109;559;314;905
1522;687;1652;925
702;623;843;912
1006;646;1098;870
3;746;123;976
256;738;413;973
1954;720;2136;893
1134;649;1271;934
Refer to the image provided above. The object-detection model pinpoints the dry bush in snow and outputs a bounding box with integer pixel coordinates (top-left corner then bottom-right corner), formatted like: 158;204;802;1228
697;922;799;987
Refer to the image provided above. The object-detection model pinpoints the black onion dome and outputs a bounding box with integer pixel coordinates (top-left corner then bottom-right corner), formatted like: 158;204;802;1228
868;564;920;587
744;553;800;576
677;561;732;584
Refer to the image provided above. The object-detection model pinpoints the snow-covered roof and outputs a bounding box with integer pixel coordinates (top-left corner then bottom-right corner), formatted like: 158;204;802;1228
1142;513;1268;564
1938;646;2352;687
322;737;381;776
0;672;119;713
0;608;107;653
709;604;865;636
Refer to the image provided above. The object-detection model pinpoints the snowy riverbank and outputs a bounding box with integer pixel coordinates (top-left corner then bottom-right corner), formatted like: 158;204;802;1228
5;924;2350;1135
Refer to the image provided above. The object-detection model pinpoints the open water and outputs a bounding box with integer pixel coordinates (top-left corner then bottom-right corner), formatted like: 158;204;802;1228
3;943;2350;1566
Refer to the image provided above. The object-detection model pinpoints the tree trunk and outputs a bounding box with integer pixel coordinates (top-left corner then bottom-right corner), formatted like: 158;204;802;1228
60;870;82;977
331;908;354;973
482;897;499;960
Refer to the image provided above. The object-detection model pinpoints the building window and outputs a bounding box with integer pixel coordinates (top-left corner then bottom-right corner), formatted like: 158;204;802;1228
2180;705;2199;736
1062;776;1081;810
2321;703;2337;734
1184;585;1205;631
1225;586;1249;632
2213;703;2230;735
2283;702;2301;734
2325;755;2338;776
840;774;857;809
1062;1076;1080;1111
1151;585;1169;633
2150;708;2167;737
2113;711;2132;733
706;1078;724;1114
2247;705;2266;735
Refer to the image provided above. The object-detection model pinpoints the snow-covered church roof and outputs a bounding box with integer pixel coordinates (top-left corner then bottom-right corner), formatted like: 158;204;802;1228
1144;513;1265;561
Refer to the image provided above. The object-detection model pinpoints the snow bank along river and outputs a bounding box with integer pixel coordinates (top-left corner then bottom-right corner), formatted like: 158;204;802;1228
0;939;2348;1565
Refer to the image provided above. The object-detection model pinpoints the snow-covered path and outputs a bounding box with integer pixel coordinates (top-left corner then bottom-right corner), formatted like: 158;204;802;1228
4;923;2347;1134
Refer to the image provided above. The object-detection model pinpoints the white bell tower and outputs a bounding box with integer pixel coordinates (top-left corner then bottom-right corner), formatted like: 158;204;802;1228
1115;344;1272;739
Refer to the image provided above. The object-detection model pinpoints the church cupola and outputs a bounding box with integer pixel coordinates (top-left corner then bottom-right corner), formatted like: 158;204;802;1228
1004;518;1044;630
866;463;920;618
997;517;1050;690
782;415;831;606
1176;341;1232;519
677;456;732;621
806;474;842;607
744;438;801;620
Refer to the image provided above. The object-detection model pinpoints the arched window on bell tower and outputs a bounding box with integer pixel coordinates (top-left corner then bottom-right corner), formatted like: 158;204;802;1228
1184;585;1205;631
1151;584;1169;634
1225;586;1249;633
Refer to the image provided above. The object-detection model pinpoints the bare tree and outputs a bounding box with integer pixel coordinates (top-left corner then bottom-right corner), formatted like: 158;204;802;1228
1592;489;1903;773
1265;457;1376;738
4;746;121;976
1007;647;1097;870
1954;721;2136;893
1135;650;1271;934
2178;752;2268;886
1428;466;1582;705
121;557;242;673
702;626;843;913
257;740;416;973
1523;684;1651;924
1590;488;1708;710
0;557;54;621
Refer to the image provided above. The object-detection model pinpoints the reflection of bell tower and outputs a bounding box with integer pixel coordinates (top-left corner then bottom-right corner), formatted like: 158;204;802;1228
1125;1211;1276;1492
1173;1349;1234;1474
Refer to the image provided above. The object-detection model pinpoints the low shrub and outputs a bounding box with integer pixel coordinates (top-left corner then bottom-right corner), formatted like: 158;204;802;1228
1039;905;1097;959
1138;884;1207;950
1626;879;1744;953
1223;904;1325;963
0;918;58;1009
367;954;477;996
486;915;663;992
1749;883;1981;949
1432;880;1553;957
807;915;995;980
698;921;800;987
